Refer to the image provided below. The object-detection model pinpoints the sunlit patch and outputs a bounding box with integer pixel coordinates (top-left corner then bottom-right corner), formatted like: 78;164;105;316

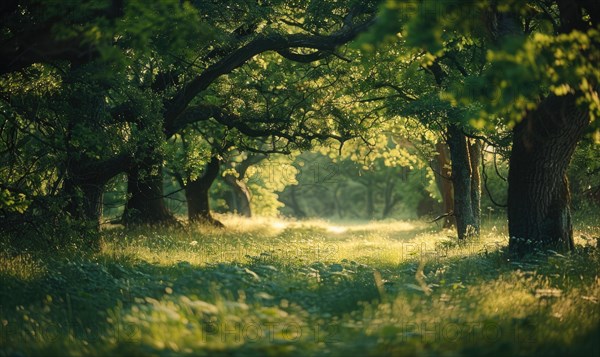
327;225;347;234
271;221;287;229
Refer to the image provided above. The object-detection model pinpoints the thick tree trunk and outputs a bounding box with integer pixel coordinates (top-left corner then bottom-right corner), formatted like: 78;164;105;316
469;139;482;236
508;94;589;256
64;154;130;227
447;124;477;240
433;142;455;228
80;183;104;224
122;162;176;225
223;173;252;217
221;152;266;217
186;157;224;227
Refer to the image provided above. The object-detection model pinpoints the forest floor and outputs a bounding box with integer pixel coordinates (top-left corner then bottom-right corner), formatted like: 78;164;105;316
1;215;599;356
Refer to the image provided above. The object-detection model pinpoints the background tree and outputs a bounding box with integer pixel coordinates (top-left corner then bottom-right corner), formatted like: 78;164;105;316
373;0;599;252
117;0;379;225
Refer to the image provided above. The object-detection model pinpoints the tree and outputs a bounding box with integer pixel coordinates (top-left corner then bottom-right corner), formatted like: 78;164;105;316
432;142;455;228
222;152;267;217
375;0;599;252
119;0;379;224
352;30;487;238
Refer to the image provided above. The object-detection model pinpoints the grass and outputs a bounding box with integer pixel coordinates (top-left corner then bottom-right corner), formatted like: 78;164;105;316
1;215;599;356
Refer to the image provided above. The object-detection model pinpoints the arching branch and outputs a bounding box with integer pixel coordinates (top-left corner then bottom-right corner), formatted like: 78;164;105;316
163;14;377;131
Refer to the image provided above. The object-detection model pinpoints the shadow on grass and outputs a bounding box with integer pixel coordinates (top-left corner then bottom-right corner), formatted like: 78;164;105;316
1;239;598;356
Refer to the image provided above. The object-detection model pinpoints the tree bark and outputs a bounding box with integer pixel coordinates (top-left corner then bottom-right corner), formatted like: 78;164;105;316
221;153;266;217
223;173;252;217
122;160;176;226
447;124;477;240
469;139;482;236
186;157;224;227
433;142;455;228
508;94;589;255
64;154;130;227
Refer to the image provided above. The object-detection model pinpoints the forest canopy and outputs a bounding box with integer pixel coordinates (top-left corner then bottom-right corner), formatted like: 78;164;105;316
1;0;599;254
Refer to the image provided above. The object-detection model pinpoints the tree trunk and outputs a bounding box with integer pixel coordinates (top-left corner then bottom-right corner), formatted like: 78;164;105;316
122;161;176;225
447;124;477;240
186;157;224;227
223;173;252;217
508;94;589;256
64;154;130;227
64;179;104;226
469;139;482;236
433;142;455;228
221;152;266;217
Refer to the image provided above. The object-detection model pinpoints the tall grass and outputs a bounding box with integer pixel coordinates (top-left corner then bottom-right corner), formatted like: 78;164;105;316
1;215;598;356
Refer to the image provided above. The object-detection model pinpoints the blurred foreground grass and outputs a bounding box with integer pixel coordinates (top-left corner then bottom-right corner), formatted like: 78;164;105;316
1;215;599;356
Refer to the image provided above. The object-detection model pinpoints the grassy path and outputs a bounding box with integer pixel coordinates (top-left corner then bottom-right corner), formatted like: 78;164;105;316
1;217;599;356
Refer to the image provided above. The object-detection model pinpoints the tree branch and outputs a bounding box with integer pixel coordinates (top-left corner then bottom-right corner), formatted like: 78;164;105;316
163;15;376;131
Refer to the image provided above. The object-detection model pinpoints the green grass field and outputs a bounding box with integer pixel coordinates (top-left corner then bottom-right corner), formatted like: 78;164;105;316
1;216;599;356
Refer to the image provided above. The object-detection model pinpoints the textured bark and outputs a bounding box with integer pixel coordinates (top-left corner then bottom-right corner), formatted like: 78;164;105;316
223;173;252;217
221;153;266;217
508;94;589;255
123;162;176;226
469;139;482;236
433;142;455;228
186;157;224;227
447;124;477;240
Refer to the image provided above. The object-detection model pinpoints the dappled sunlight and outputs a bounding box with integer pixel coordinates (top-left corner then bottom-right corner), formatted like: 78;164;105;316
0;254;48;281
3;220;600;356
2;0;599;355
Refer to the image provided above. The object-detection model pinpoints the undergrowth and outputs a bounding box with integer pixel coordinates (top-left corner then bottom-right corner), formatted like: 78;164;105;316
1;216;599;356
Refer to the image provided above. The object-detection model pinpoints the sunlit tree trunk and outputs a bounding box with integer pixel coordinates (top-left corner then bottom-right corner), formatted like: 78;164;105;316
186;157;224;227
447;124;478;240
433;142;455;228
221;153;265;217
508;94;588;255
223;173;252;217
